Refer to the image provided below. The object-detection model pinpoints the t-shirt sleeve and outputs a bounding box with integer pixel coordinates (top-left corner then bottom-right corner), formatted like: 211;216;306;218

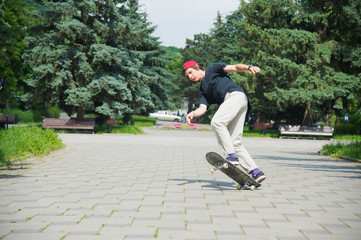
210;62;227;75
199;95;209;106
199;89;210;106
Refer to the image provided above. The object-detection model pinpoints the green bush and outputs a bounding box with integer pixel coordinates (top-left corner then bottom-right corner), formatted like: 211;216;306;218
47;106;61;118
335;123;359;135
116;115;157;126
0;107;62;123
32;110;43;122
0;109;32;122
0;109;41;123
0;126;63;167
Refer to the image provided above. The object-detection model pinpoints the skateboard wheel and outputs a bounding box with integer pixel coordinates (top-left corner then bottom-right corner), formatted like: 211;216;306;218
210;168;215;174
250;185;256;191
223;163;228;169
237;184;242;190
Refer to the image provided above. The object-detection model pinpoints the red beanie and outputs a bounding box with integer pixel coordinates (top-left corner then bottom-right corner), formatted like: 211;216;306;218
182;60;198;74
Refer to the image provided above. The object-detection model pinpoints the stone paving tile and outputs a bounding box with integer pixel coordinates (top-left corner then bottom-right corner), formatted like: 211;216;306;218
0;129;360;239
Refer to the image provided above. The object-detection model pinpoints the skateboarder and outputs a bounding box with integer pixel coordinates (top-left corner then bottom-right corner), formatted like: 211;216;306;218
182;61;266;183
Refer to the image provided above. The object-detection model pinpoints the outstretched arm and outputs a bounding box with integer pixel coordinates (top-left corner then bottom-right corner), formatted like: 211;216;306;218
186;104;207;124
223;64;261;74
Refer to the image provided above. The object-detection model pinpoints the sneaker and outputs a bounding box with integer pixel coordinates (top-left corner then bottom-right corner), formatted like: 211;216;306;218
252;171;266;183
225;156;240;166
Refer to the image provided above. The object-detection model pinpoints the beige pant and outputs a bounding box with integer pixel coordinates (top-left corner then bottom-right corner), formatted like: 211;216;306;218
211;91;258;172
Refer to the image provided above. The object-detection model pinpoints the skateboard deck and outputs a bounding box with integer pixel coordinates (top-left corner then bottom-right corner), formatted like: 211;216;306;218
206;152;261;190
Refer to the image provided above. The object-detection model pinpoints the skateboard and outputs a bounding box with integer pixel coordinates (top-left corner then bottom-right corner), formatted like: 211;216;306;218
206;152;261;190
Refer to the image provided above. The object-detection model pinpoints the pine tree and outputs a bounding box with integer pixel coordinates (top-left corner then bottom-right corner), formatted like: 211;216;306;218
121;0;175;122
0;0;33;109
287;0;361;124
210;0;361;124
181;33;215;113
23;0;173;121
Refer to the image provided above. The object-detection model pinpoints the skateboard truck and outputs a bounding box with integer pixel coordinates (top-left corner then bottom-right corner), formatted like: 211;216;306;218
210;162;228;173
206;152;261;191
238;184;256;191
210;163;257;191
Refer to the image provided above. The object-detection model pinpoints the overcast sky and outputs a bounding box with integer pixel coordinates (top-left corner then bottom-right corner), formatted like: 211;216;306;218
138;0;240;48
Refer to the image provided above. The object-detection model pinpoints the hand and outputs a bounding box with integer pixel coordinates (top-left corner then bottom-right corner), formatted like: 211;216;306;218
186;112;194;124
249;66;261;74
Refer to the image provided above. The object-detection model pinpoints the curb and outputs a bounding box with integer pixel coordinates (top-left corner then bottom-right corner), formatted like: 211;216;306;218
318;151;361;163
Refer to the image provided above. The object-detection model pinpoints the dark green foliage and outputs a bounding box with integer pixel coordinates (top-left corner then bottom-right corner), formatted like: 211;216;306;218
0;0;34;109
335;123;359;135
23;0;175;121
0;108;36;122
2;0;360;128
181;0;361;125
0;106;61;123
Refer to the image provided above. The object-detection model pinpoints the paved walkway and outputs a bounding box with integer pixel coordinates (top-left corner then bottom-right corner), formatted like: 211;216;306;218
0;129;360;240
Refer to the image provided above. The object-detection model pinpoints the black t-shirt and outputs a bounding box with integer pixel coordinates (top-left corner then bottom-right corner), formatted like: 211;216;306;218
199;62;244;106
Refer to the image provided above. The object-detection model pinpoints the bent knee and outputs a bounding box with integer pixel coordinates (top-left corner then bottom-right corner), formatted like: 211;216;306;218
211;119;225;129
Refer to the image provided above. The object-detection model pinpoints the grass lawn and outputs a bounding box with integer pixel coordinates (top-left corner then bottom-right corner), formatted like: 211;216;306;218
95;115;157;134
243;127;279;138
0;126;64;167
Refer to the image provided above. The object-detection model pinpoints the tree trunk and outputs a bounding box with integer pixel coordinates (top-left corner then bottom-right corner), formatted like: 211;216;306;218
77;106;85;120
302;101;315;125
5;99;11;110
187;98;194;114
122;113;132;125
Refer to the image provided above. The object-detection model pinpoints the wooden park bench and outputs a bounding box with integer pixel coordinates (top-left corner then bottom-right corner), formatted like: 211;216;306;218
254;122;274;135
0;113;16;124
278;124;334;139
0;113;17;129
105;118;119;132
42;118;95;133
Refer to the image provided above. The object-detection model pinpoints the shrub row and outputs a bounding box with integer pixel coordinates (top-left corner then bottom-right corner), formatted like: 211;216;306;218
334;123;360;135
0;106;62;123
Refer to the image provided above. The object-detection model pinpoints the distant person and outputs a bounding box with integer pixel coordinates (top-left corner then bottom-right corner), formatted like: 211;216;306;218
182;61;265;183
0;75;3;91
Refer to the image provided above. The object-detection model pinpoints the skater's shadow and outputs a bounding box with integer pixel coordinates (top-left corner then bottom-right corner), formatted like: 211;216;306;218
169;178;236;190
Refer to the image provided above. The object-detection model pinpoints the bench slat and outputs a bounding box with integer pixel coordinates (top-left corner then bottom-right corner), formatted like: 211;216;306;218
254;122;274;129
279;131;333;136
43;125;94;130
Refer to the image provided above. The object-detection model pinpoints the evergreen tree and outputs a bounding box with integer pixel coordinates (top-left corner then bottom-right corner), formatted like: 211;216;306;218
181;33;215;113
115;0;175;122
279;0;360;124
23;0;173;121
0;0;33;109
210;0;361;124
162;47;184;110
